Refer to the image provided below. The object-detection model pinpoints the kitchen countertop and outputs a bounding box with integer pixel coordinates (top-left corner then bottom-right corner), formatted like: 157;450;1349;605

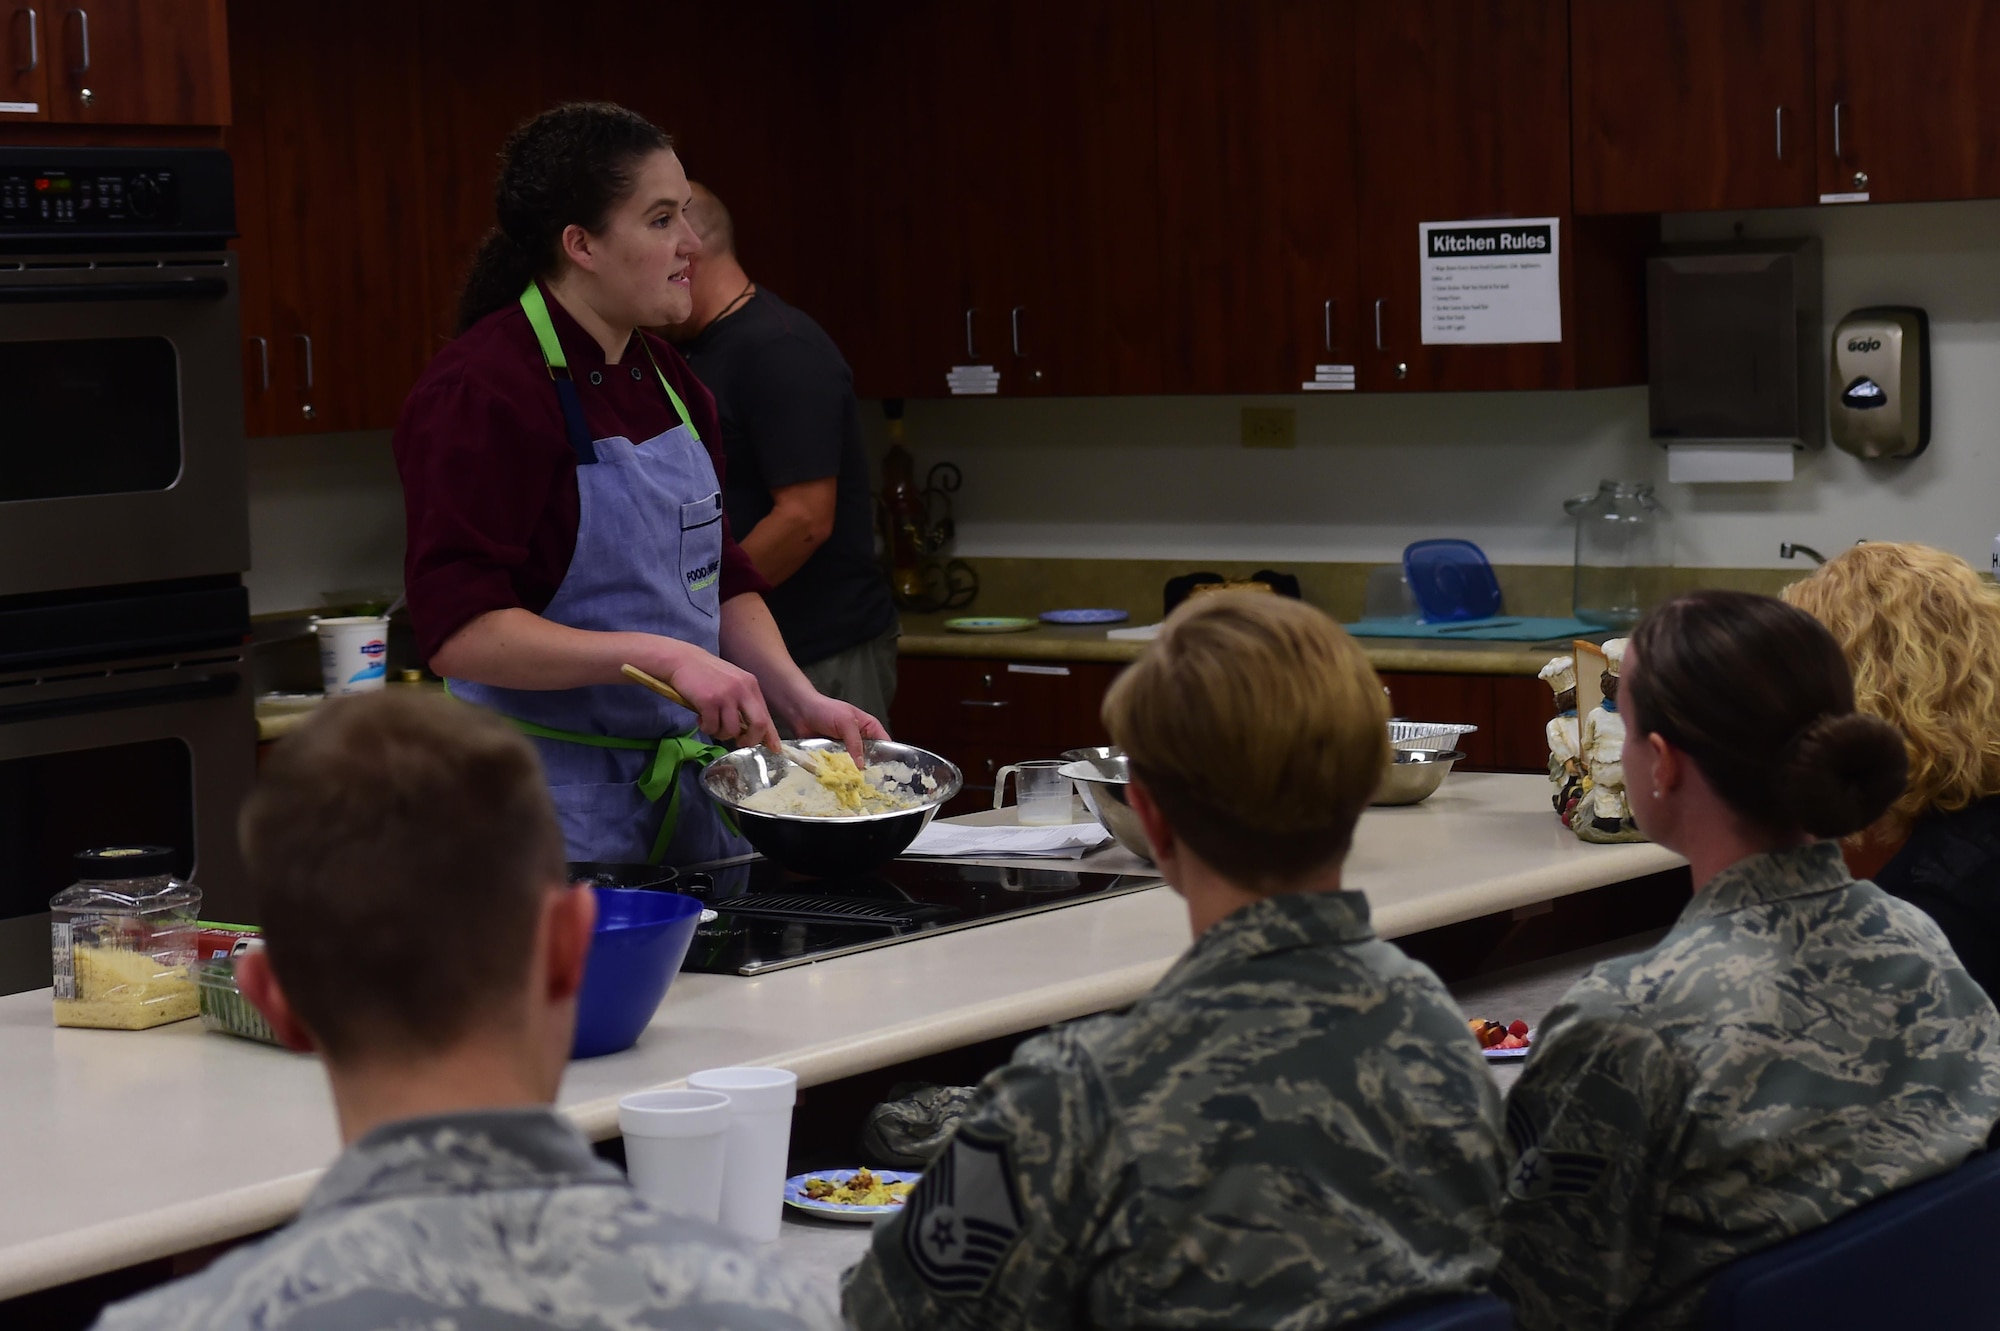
896;614;1566;676
0;774;1681;1300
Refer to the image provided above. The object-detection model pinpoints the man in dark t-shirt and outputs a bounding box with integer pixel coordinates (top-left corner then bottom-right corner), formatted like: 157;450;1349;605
671;184;899;719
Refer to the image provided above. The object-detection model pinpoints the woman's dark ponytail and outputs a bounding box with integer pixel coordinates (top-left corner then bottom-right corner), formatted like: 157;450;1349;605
1625;590;1910;839
454;102;672;334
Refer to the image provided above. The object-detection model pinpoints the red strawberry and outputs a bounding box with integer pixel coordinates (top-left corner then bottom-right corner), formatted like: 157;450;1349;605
1508;1020;1530;1037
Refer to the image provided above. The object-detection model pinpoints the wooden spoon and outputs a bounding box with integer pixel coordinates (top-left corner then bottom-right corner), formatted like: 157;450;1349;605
620;662;693;709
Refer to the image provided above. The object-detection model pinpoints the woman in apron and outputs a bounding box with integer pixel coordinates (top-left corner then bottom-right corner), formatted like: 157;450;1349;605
393;103;885;866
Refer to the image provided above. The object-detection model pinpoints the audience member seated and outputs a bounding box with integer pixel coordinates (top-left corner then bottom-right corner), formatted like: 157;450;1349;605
1784;542;2000;999
94;691;837;1331
1496;591;2000;1331
842;595;1507;1330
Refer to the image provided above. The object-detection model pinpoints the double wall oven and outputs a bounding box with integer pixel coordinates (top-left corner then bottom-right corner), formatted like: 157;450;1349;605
0;147;254;994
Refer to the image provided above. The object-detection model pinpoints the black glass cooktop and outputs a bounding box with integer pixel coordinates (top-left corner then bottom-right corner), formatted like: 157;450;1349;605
673;857;1162;975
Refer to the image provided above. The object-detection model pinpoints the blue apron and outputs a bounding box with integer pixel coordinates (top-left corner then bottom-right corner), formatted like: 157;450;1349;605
449;284;749;866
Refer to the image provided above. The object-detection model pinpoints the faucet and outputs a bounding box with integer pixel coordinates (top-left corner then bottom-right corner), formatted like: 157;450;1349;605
1779;542;1827;565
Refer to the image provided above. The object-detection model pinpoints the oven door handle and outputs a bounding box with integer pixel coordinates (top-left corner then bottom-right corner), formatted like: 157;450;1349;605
0;672;239;727
0;277;230;304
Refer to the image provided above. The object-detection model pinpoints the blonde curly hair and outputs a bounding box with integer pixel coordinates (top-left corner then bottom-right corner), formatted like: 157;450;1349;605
1783;543;2000;835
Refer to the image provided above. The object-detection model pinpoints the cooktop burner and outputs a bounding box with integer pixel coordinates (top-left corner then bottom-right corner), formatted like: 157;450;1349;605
675;857;1161;975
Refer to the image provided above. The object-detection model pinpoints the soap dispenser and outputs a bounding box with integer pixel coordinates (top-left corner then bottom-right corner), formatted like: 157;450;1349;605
1830;307;1929;460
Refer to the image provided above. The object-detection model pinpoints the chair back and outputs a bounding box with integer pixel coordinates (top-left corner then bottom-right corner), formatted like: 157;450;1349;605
1359;1293;1513;1331
1702;1150;2000;1330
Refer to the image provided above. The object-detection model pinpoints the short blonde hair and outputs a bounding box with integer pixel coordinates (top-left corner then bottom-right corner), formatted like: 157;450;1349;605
1102;594;1389;889
1783;542;2000;832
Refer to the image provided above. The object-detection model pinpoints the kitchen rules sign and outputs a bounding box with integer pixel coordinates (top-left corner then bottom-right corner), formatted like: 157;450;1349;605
1419;218;1561;345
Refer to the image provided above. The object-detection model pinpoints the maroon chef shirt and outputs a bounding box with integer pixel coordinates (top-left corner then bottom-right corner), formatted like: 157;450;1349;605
393;283;769;667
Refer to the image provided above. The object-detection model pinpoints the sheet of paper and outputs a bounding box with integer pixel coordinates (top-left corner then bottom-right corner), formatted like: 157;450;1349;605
905;821;1112;860
1419;218;1562;345
945;364;1000;395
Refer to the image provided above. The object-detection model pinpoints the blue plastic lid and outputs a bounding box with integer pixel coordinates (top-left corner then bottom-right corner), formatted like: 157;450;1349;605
1402;540;1503;623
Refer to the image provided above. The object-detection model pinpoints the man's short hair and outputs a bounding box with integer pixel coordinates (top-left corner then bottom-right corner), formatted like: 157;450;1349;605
239;691;567;1061
1102;594;1389;889
687;181;735;256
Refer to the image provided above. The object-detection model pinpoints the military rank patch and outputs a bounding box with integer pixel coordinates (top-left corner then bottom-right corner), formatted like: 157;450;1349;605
1506;1099;1608;1201
902;1127;1026;1296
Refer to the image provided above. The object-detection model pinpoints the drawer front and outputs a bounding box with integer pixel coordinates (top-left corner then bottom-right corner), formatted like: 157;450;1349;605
892;657;1123;751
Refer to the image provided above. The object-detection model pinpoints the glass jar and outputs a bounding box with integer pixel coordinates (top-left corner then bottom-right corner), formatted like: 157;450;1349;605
50;846;201;1030
1564;480;1671;630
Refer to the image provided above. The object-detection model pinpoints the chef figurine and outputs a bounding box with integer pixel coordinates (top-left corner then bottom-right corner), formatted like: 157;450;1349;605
1538;655;1587;827
1571;638;1644;843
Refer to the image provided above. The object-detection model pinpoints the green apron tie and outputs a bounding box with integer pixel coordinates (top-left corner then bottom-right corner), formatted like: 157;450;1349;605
446;683;731;865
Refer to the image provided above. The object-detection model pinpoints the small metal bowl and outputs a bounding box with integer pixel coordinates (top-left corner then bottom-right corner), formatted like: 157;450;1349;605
700;739;963;876
1371;749;1465;806
1058;755;1155;862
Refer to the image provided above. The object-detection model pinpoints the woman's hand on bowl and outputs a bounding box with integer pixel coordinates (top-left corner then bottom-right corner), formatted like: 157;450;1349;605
786;692;890;763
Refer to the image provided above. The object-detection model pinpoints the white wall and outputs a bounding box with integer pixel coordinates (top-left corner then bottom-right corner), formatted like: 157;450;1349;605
893;198;2000;572
243;429;404;616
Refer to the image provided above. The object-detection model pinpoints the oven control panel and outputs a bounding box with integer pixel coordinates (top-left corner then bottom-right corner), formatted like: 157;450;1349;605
0;148;231;247
0;168;180;227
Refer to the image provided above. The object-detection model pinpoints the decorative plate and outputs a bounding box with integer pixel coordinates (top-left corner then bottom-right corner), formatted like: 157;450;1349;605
1482;1028;1535;1062
943;617;1038;634
1039;608;1130;625
783;1168;924;1221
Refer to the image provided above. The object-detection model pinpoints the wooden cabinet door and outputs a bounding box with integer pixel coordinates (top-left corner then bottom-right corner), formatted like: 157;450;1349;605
1571;0;1815;213
231;3;433;435
1156;0;1357;394
1816;0;2000;204
47;0;228;125
1354;0;1575;392
0;6;49;120
223;14;273;438
1354;1;1646;393
1012;0;1160;397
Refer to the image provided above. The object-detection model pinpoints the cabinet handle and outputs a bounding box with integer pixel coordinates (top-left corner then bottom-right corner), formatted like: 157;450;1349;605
1373;299;1385;352
1322;298;1334;353
61;4;81;75
1774;105;1784;161
959;699;1009;709
293;332;314;389
15;7;36;77
1833;100;1846;161
247;335;268;391
963;307;977;360
1009;305;1025;358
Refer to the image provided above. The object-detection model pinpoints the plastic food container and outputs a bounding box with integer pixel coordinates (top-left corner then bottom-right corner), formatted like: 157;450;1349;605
195;957;283;1046
50;846;201;1030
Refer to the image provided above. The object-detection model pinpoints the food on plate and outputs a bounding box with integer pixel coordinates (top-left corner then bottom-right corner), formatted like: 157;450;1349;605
1468;1017;1532;1051
741;757;933;818
801;1167;915;1207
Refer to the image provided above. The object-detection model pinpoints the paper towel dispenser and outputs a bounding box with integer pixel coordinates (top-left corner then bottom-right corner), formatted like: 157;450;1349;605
1830;307;1929;460
1647;240;1823;449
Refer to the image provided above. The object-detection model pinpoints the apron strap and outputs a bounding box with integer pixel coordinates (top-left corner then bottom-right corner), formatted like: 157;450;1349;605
520;282;703;461
445;681;731;865
519;283;598;464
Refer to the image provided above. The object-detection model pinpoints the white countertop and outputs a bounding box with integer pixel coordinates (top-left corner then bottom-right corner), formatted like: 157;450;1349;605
0;774;1681;1300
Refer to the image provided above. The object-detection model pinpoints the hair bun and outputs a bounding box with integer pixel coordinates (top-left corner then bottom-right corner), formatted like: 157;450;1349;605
1781;713;1909;838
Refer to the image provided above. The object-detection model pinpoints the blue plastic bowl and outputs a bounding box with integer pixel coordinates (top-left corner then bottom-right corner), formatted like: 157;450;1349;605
572;887;704;1059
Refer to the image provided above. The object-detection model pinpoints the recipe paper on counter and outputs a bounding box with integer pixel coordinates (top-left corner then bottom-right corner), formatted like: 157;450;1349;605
1419;218;1561;344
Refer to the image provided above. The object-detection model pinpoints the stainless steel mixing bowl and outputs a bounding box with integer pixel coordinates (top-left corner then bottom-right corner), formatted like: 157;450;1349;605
1370;749;1465;806
700;738;963;876
1058;755;1155;862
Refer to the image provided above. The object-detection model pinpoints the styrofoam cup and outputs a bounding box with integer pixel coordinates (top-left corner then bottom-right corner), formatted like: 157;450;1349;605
618;1088;733;1223
686;1066;798;1242
315;616;389;695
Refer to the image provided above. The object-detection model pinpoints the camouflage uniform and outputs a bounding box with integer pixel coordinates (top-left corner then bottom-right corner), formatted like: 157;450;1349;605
842;891;1507;1330
1498;841;2000;1331
93;1108;839;1331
